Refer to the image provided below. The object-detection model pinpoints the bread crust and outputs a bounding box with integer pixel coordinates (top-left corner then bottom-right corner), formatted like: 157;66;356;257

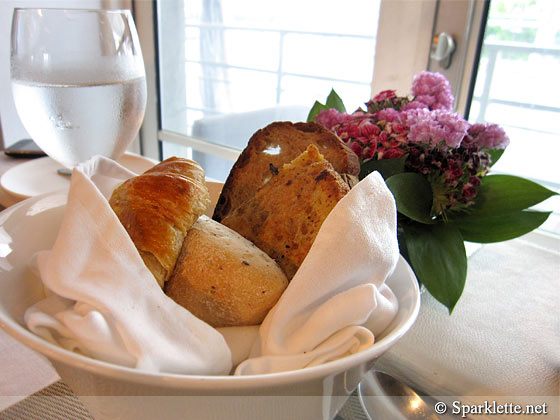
213;121;359;222
221;144;350;279
109;157;210;287
165;216;288;327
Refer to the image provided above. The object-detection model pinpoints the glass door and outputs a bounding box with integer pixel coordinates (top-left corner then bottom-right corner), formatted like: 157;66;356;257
430;0;560;234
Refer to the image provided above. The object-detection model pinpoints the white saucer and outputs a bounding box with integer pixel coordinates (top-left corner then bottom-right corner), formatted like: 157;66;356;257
0;153;157;200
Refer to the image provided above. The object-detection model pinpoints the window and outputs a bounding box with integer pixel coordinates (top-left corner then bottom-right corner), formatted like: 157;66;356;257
135;0;559;233
151;0;381;180
467;0;560;234
410;0;560;235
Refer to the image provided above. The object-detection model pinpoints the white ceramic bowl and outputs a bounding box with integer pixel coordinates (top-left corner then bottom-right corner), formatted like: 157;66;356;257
0;187;420;420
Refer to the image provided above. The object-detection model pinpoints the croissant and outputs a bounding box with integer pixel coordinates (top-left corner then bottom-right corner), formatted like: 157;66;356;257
109;157;210;287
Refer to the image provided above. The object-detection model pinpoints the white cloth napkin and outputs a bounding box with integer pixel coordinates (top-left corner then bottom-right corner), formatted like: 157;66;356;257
234;172;399;374
25;157;233;375
25;156;399;376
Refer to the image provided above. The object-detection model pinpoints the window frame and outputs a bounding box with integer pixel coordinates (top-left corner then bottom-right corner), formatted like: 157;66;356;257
134;0;485;162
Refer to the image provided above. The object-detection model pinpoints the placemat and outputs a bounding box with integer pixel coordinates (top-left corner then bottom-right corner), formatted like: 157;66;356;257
0;382;93;420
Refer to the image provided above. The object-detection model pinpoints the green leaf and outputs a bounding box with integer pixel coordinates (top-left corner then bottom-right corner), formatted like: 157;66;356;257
307;101;327;122
359;156;406;180
325;89;346;113
306;89;346;122
453;210;551;243
404;222;467;313
386;173;435;224
460;174;557;220
484;148;504;167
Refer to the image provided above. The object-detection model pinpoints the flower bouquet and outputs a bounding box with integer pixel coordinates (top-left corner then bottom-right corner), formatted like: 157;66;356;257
308;71;557;312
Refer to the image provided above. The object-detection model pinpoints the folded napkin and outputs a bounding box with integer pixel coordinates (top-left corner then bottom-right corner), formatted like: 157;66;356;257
235;172;399;374
25;157;232;375
25;156;399;376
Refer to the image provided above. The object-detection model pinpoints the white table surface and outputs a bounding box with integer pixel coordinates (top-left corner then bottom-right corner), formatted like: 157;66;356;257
1;154;559;417
376;232;559;400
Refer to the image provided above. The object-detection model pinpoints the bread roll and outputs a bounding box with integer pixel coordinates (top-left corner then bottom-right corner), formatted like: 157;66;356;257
213;121;359;222
165;216;288;327
110;157;210;287
221;144;349;279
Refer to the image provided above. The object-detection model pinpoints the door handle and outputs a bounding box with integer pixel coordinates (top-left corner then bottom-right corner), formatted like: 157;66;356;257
431;32;456;69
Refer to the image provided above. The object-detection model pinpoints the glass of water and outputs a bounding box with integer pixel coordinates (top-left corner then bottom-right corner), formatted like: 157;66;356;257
10;8;147;168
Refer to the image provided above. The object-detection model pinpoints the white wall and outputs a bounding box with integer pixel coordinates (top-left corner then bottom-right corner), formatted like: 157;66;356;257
372;0;436;96
0;0;131;149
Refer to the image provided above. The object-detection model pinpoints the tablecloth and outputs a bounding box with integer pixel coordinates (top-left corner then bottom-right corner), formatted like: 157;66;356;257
374;231;559;415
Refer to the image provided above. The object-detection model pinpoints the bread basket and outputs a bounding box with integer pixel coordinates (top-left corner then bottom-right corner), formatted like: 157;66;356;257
0;182;420;420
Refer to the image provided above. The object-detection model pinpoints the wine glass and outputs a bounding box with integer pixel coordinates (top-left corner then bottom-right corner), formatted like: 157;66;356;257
10;8;147;169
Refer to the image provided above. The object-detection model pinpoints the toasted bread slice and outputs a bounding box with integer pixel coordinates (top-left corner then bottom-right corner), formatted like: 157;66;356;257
213;121;359;222
220;144;350;279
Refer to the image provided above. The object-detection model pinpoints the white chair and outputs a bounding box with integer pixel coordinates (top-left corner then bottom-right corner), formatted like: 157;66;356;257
191;105;309;181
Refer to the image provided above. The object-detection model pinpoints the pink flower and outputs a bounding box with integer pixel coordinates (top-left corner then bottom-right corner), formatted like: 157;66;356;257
462;185;477;199
434;110;469;148
310;70;510;219
380;147;406;159
411;71;454;111
375;108;401;123
444;159;464;182
403;109;443;146
315;108;351;130
349;141;363;158
362;144;377;160
467;123;510;150
468;175;481;188
359;119;381;137
404;109;468;149
345;122;362;139
401;100;429;111
373;90;397;102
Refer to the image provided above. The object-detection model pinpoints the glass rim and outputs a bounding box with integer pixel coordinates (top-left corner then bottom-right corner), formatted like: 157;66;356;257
13;7;132;15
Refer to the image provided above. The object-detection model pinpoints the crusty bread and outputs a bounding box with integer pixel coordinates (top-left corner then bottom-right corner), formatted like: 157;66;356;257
221;144;350;279
165;216;288;327
213;121;359;222
110;157;210;287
